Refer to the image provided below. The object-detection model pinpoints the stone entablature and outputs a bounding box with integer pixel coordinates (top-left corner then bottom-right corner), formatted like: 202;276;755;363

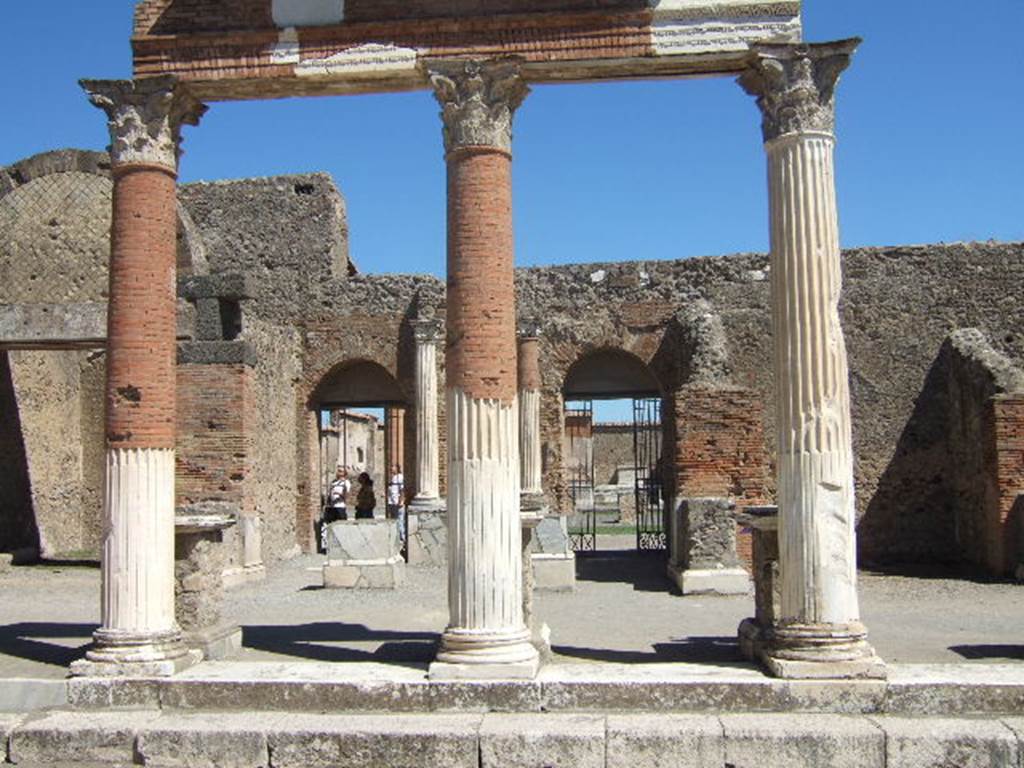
132;1;801;100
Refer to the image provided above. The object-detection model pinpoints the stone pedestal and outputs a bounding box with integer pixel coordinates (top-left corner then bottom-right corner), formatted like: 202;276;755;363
174;511;242;661
520;507;552;658
222;512;266;587
322;519;405;589
71;77;205;679
740;40;884;679
427;58;538;681
530;515;576;591
667;497;749;595
406;507;447;565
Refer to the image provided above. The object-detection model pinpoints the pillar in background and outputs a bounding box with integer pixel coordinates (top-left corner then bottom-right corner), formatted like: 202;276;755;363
739;40;883;679
409;316;444;512
73;76;206;676
385;405;406;480
517;325;544;509
427;58;539;679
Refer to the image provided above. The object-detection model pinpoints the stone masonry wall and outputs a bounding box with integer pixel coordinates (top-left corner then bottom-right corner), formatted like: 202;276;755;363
943;330;1024;575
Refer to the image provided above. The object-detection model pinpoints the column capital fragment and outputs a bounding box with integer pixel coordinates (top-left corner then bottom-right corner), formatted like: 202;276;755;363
79;75;207;171
412;316;444;344
738;39;860;143
426;58;529;156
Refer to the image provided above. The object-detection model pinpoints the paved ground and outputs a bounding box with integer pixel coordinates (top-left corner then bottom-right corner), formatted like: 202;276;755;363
1;541;1022;679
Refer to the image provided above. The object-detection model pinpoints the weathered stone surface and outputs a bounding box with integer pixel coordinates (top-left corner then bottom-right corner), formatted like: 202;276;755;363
325;519;400;561
721;713;884;768
606;714;723;768
265;713;481;768
0;303;107;349
8;710;161;766
531;552;576;591
407;510;447;566
673;497;742;570
882;664;1024;715
0;679;67;713
136;713;267;768
874;715;1019;768
68;678;162;710
322;560;405;589
479;713;604;768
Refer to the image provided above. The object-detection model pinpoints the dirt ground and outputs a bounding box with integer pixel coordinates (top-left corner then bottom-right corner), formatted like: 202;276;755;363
1;544;1022;679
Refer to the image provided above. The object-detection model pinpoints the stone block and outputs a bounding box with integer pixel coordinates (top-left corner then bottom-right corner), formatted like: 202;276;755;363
429;657;540;682
606;714;723;768
720;713;885;768
266;713;481;768
429;680;543;713
136;713;268;768
882;664;1024;715
407;510;447;565
0;553;13;573
185;623;243;660
533;515;572;554
479;713;605;768
9;710;161;766
672;497;741;571
532;552;576;590
0;678;67;712
322;560;405;589
325;519;400;561
874;715;1019;768
68;678;162;710
668;565;749;595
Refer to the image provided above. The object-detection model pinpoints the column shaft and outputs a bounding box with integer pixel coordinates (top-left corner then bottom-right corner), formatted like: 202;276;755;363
429;59;537;675
517;334;543;497
412;330;441;504
768;133;858;625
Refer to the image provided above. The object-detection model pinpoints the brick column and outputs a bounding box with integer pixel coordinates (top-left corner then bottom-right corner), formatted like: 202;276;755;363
740;41;883;679
385;406;405;478
427;59;538;678
409;317;444;512
72;76;206;677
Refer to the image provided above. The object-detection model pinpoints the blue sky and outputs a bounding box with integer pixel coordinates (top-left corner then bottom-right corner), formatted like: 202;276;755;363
2;2;1022;279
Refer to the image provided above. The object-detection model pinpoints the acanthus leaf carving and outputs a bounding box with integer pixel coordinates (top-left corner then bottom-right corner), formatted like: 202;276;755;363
426;59;529;155
80;76;207;170
738;39;860;142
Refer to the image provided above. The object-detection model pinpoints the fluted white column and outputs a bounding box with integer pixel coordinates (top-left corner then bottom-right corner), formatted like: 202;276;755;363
741;40;883;678
518;329;544;501
410;318;443;509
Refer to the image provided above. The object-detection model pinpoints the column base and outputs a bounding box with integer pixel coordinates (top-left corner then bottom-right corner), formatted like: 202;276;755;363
184;623;243;661
431;627;540;680
70;628;201;678
740;619;887;680
409;496;447;513
668;564;750;595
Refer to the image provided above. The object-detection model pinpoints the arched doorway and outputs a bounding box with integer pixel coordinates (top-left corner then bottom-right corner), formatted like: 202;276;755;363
309;359;408;552
562;348;667;553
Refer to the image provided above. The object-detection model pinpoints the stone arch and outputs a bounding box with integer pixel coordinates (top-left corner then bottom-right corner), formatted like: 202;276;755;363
311;358;406;408
563;346;662;400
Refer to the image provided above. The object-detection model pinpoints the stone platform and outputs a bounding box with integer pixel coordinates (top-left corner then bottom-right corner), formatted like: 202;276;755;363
2;662;1024;767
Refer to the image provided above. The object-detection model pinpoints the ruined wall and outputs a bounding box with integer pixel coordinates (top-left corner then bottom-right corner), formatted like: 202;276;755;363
944;330;1024;575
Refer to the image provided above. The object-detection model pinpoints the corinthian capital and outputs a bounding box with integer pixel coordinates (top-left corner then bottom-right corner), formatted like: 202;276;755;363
427;59;529;155
412;317;444;344
80;76;207;171
739;39;860;142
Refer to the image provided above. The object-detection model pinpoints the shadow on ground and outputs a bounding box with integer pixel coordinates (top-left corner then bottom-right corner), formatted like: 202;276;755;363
242;622;438;666
574;549;675;594
552;635;746;665
0;622;96;667
949;644;1024;661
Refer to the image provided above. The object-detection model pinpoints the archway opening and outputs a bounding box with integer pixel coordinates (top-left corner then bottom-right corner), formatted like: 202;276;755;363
562;349;668;555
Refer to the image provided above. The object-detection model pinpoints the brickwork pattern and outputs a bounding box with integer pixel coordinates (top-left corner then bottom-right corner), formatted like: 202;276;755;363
446;149;517;403
176;364;251;507
993;397;1024;574
105;167;179;449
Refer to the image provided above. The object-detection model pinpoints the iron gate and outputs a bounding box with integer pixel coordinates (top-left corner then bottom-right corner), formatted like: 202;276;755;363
633;397;666;550
565;401;596;551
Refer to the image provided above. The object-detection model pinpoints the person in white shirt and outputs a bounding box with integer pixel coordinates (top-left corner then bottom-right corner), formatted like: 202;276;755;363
321;466;351;552
386;464;405;541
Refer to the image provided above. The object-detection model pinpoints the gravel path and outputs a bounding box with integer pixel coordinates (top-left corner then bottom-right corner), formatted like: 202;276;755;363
1;551;1021;679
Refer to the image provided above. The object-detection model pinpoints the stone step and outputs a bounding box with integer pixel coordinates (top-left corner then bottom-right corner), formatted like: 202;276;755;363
60;661;1024;717
3;709;1023;768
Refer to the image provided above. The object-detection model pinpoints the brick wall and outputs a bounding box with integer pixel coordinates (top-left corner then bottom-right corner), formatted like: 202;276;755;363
175;363;251;507
993;396;1024;575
